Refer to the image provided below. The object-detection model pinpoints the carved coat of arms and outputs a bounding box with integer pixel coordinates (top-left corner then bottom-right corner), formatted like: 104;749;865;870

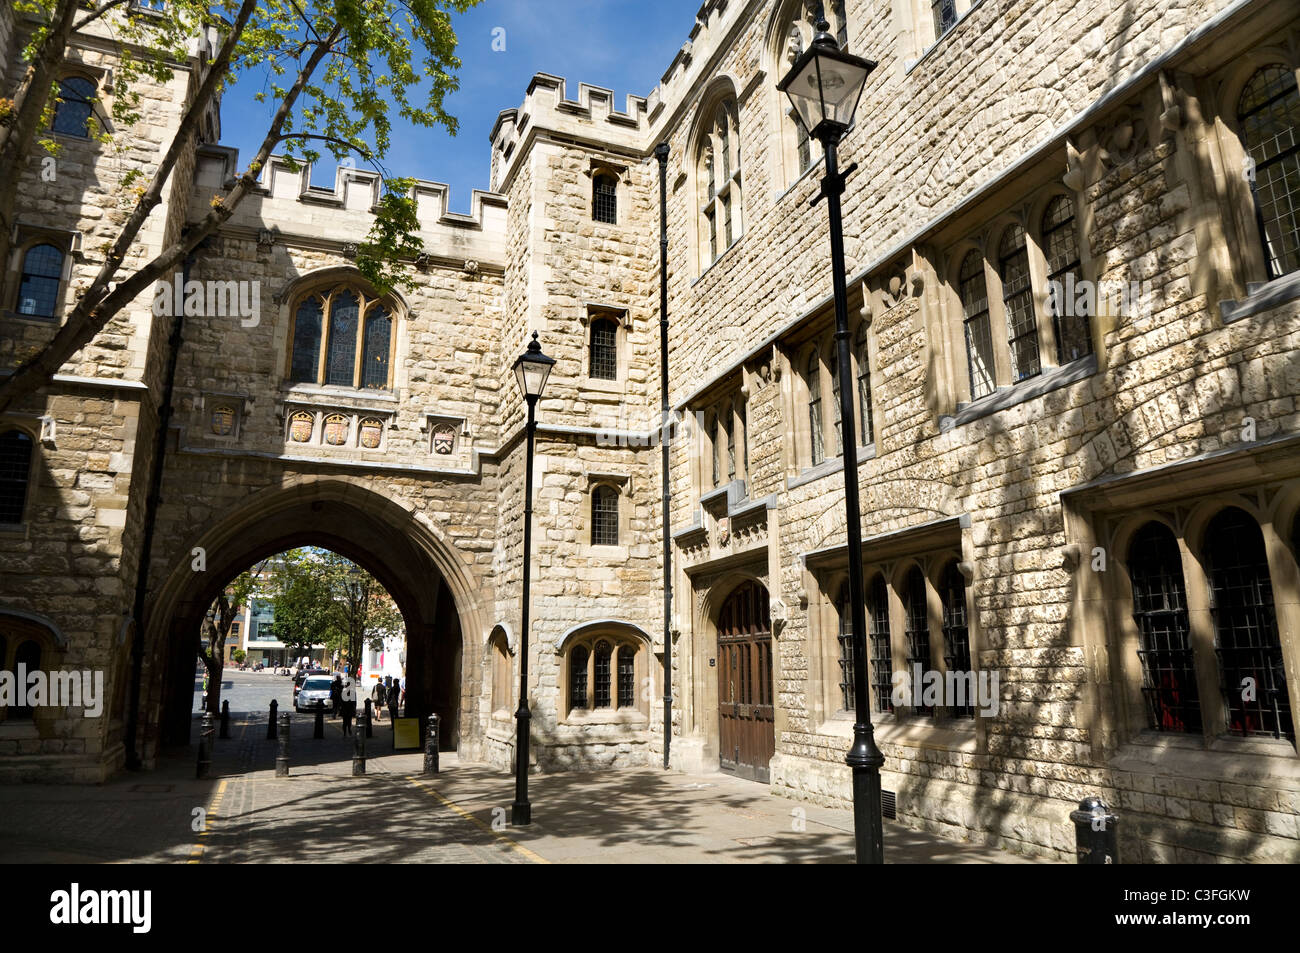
432;424;455;455
289;412;313;443
717;517;730;547
359;418;383;449
324;415;348;446
210;405;235;436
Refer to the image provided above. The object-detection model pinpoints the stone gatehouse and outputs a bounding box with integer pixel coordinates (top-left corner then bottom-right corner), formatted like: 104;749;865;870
2;0;1299;863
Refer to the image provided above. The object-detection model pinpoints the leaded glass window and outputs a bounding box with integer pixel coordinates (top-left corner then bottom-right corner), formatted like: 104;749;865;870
593;172;617;224
361;307;391;389
856;323;873;444
589;317;618;380
1128;521;1200;733
836;582;855;712
808;350;824;466
16;244;63;319
932;0;958;40
570;645;589;710
999;224;1041;382
939;560;973;719
290;298;323;383
1238;67;1300;279
903;567;933;715
867;574;893;713
960;250;995;400
324;291;359;386
1205;507;1292;740
53;76;95;137
830;347;843;458
593;641;612;708
591;485;619;546
0;430;34;524
1043;195;1093;363
617;646;636;708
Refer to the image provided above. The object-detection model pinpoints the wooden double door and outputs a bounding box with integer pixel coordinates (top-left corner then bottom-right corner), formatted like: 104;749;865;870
717;581;775;782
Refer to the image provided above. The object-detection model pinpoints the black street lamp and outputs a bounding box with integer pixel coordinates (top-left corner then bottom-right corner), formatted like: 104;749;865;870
778;18;884;865
510;331;555;826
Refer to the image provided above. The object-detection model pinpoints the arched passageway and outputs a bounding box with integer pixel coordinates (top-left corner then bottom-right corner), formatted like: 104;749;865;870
141;480;484;757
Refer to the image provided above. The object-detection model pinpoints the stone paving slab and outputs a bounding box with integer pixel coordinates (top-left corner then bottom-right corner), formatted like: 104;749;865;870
0;711;1052;864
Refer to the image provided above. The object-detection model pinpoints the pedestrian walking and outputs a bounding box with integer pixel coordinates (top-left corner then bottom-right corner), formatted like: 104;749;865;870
387;677;401;723
330;674;343;717
372;679;386;722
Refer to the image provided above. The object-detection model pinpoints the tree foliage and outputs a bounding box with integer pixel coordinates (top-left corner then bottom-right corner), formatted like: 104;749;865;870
198;556;268;712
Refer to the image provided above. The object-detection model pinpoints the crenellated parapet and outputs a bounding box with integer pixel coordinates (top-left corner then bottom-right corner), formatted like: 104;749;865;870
190;144;507;270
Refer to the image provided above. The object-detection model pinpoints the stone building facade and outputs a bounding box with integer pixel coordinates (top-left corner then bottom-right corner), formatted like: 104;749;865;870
3;0;1300;863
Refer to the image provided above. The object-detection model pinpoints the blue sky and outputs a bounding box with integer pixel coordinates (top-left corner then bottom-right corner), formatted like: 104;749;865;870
219;0;702;213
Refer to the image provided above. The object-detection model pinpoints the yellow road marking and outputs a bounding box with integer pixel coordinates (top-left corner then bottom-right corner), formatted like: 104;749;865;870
407;776;549;864
187;778;228;864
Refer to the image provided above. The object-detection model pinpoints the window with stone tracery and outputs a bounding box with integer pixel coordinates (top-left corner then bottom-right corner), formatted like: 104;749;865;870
696;97;743;271
564;633;647;718
286;285;395;390
773;1;850;187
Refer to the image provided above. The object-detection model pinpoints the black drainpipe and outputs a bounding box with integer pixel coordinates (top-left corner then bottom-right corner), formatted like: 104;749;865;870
655;142;672;769
124;248;193;770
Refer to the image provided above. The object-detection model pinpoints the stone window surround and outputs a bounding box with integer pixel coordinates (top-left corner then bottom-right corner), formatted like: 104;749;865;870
690;83;744;277
695;384;749;497
422;413;467;457
558;631;650;725
1063;441;1300;774
0;417;42;535
0;611;66;732
580;303;630;395
486;627;513;721
936;181;1098;407
784;305;878;479
281;282;401;392
585;159;627;225
1206;50;1300;291
803;514;983;749
3;226;81;324
49;63;110;142
579;471;631;556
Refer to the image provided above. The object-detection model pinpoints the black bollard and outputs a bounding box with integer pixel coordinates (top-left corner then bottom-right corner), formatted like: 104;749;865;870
197;711;214;778
267;699;278;739
313;700;325;739
220;699;230;739
1069;796;1118;864
275;712;290;777
353;713;367;776
364;698;373;738
424;713;440;775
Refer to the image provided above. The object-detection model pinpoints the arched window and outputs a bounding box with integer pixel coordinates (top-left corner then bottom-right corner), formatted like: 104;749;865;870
589;316;618;380
0;429;34;524
1238;67;1300;279
1203;507;1292;740
593;172;617;224
867;573;893;713
774;1;850;186
286;286;396;389
807;349;824;465
490;632;511;714
566;634;644;715
835;581;855;712
361;306;391;389
1128;521;1199;733
856;323;873;444
593;640;613;708
1043;195;1092;363
52;76;95;137
17;244;64;319
998;223;1040;383
697;98;742;269
11;641;41;720
829;346;843;457
903;567;933;714
569;645;589;710
617;646;636;708
959;250;994;400
939;560;973;718
932;0;958;40
591;484;619;546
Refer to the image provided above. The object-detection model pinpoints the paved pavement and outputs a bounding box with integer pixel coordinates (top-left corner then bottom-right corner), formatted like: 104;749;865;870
0;671;1049;865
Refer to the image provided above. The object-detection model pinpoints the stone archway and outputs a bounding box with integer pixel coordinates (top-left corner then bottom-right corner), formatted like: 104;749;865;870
140;478;486;760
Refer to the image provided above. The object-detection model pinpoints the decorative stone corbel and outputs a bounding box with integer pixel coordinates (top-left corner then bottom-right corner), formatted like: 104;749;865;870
341;241;359;259
1158;71;1182;133
463;259;479;275
796;587;808;609
415;253;431;273
1061;543;1082;573
859;298;873;328
770;598;789;634
39;415;56;448
957;561;974;581
1062;137;1086;191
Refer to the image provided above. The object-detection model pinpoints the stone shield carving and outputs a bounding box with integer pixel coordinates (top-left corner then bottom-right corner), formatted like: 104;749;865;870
289;412;313;443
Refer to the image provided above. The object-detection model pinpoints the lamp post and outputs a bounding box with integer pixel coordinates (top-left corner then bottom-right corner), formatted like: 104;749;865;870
778;17;884;865
510;331;555;826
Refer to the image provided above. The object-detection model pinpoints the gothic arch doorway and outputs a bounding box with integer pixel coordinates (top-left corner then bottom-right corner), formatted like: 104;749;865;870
716;580;774;782
142;480;483;760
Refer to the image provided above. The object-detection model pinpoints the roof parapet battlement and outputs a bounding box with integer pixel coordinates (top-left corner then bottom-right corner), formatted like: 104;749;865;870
190;144;506;266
